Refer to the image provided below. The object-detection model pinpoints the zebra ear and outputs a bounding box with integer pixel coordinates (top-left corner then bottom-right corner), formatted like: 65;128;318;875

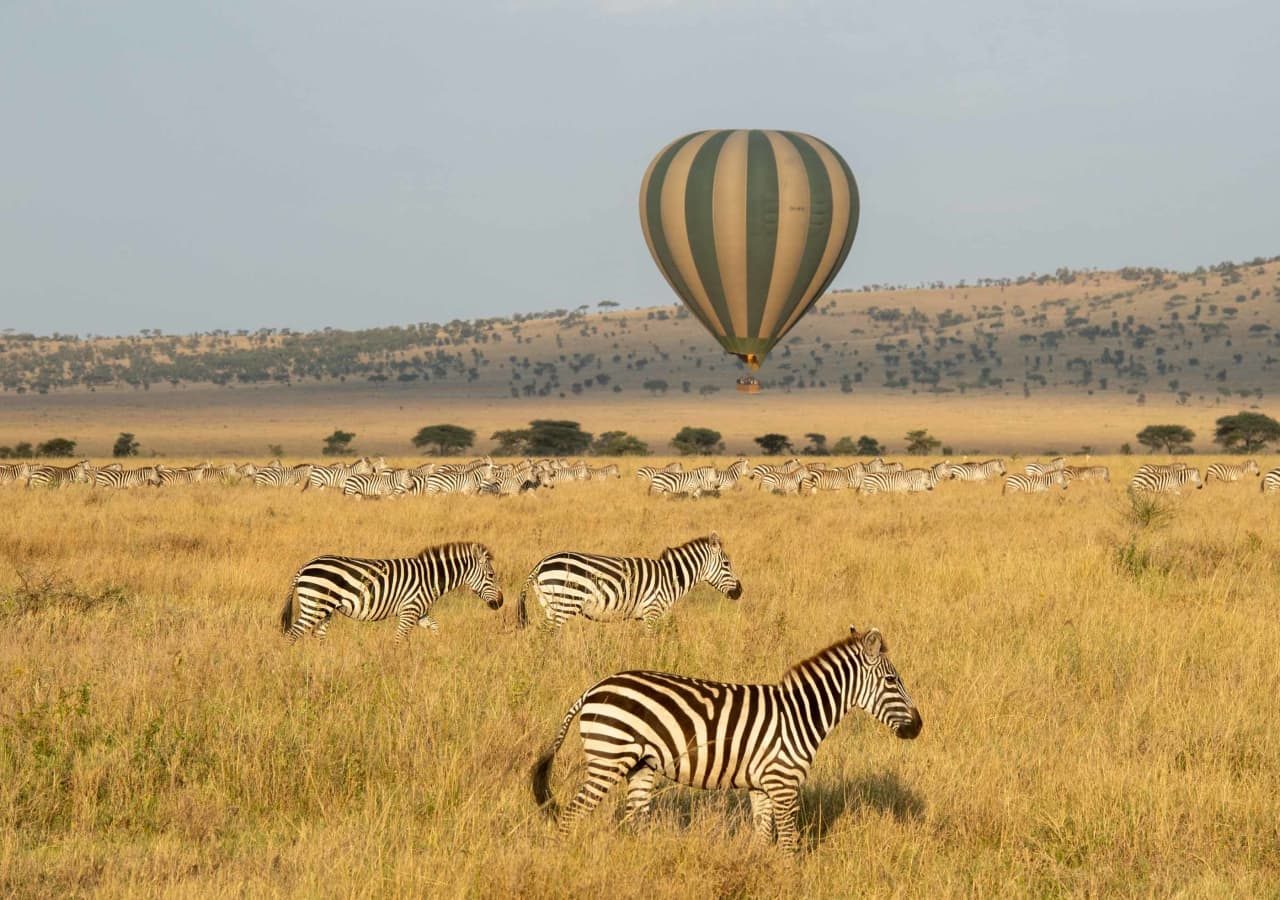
848;624;860;638
708;532;721;546
862;629;884;658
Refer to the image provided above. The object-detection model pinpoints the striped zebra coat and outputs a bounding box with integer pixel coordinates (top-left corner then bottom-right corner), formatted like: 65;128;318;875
342;469;411;498
253;464;313;488
517;533;742;630
803;463;863;493
648;468;717;498
156;465;209;486
0;463;32;486
1062;465;1110;484
1003;470;1071;494
94;466;161;489
858;470;922;495
950;459;1006;482
280;542;503;642
1205;460;1260;484
1128;467;1203;494
531;626;921;851
27;461;91;488
1025;457;1067;476
1262;468;1280;494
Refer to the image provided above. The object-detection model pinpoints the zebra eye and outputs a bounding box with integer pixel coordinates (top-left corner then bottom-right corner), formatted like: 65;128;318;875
884;675;898;686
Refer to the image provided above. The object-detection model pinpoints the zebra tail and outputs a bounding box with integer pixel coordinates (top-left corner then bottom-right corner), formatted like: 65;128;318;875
531;691;589;817
279;582;298;634
516;572;538;629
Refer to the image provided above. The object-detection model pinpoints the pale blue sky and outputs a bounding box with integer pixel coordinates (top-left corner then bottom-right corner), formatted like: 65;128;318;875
2;0;1277;335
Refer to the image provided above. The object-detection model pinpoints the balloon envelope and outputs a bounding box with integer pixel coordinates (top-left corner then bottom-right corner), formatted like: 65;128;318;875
639;129;859;369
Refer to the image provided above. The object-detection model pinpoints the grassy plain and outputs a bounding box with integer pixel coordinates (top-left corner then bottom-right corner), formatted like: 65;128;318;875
2;457;1279;897
0;382;1258;457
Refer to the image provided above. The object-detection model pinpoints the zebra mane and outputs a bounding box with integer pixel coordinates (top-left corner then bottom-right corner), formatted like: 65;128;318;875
418;542;491;562
780;629;888;682
660;533;720;559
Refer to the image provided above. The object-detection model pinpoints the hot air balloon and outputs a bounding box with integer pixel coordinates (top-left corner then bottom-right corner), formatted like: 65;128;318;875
639;130;859;374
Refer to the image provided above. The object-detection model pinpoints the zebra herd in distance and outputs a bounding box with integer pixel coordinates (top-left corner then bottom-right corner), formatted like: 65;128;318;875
5;454;1280;499
0;456;619;498
275;529;917;851
633;455;1280;497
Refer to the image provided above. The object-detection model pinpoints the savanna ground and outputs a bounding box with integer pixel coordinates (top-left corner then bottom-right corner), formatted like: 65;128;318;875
2;456;1279;897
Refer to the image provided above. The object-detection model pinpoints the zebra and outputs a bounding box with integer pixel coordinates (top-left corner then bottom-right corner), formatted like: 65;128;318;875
280;542;503;642
950;459;1006;482
155;465;211;486
1136;462;1187;476
253;464;312;488
865;457;903;474
709;457;751;492
1003;470;1071;495
858;470;921;495
530;625;921;851
1062;465;1110;484
94;466;161;489
1024;457;1067;476
759;469;808;495
587;464;620;481
1205;460;1260;485
1128;467;1203;494
303;462;361;492
1261;468;1280;494
419;464;493;495
648;468;717;498
901;461;951;492
342;469;411;498
0;462;32;486
27;461;91;488
803;463;863;493
516;533;742;630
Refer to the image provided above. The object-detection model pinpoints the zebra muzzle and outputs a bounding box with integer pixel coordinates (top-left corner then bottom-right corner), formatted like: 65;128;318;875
727;583;743;600
896;709;923;740
487;592;505;609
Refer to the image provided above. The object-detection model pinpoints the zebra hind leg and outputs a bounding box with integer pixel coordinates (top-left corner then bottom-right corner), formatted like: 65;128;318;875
557;757;632;836
394;610;419;643
621;762;657;825
417;614;440;633
748;790;775;845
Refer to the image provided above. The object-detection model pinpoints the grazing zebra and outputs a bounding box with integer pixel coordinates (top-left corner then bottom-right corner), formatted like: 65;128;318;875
1062;465;1110;484
0;462;32;486
759;468;808;495
253;464;313;488
1205;460;1260;485
280;542;503;642
516;533;742;630
342;469;411;498
648;468;717;498
530;626;921;851
27;461;91;488
1003;470;1071;495
951;459;1006;482
1261;468;1280;494
1128;467;1203;494
858;470;921;495
94;466;161;489
1024;457;1067;476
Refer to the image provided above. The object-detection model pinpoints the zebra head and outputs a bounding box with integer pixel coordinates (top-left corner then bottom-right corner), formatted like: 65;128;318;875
847;626;922;740
697;533;742;600
458;544;504;609
1246;460;1260;476
1188;468;1204;490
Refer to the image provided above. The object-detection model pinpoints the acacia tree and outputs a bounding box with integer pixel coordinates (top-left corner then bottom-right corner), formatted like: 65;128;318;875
1137;424;1195;454
413;424;475;456
322;430;356;456
671;427;724;455
904;429;941;455
754;433;792;456
1213;412;1280;453
802;433;829;456
36;437;76;458
591;431;649;456
112;433;140;458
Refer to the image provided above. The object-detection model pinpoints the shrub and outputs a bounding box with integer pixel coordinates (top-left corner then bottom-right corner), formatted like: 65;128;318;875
671;427;724;456
322;430;356;456
112;433;140;458
35;437;76;458
754;434;792;456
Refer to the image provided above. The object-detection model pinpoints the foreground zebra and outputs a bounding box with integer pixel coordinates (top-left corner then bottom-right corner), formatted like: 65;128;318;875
280;542;503;642
1205;460;1260;485
1128;467;1203;494
517;533;742;630
531;626;922;851
1003;470;1071;495
1262;468;1280;494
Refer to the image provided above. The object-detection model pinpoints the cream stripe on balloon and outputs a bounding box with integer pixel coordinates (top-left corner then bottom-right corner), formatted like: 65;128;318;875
711;130;750;337
757;131;811;339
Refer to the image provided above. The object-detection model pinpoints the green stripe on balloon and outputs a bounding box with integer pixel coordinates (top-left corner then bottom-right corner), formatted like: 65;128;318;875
643;133;717;336
774;132;836;341
744;130;778;340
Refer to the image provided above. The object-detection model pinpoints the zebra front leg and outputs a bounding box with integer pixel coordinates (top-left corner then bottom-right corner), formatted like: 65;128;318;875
621;762;657;825
394;610;419;643
748;789;776;845
767;788;802;853
313;615;331;641
557;758;631;836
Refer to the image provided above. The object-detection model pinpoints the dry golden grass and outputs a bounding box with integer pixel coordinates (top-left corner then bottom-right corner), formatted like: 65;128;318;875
2;457;1279;896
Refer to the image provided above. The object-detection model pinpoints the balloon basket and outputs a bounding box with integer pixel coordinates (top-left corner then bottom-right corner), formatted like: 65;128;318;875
735;377;761;394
